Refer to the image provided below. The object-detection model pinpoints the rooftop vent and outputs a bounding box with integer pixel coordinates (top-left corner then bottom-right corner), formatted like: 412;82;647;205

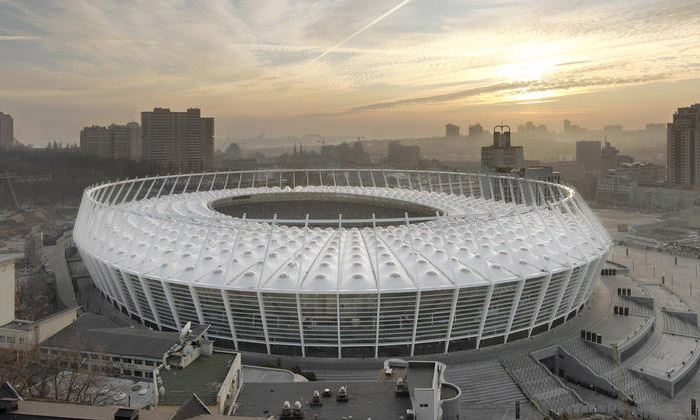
311;390;322;407
0;398;18;412
337;386;349;402
114;408;139;420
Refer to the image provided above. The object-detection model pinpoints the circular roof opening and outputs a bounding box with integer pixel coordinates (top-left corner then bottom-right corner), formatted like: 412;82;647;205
210;191;443;227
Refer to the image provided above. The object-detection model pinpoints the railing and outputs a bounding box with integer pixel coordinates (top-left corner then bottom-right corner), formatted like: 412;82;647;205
77;168;581;228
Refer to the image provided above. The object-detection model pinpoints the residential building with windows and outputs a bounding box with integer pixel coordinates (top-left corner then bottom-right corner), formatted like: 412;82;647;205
668;104;700;185
481;124;524;170
80;123;141;160
0;254;79;350
0;112;14;151
141;108;214;172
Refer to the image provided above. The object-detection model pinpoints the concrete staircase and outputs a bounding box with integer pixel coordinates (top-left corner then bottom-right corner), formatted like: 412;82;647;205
620;295;654;318
663;312;700;338
502;353;585;414
562;339;667;405
444;360;528;407
313;368;379;381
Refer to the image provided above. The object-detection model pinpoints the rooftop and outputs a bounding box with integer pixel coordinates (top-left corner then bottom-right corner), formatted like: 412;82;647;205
158;352;237;407
234;381;411;419
241;365;296;383
0;382;21;399
0;320;32;331
0;253;23;265
170;395;211;420
0;400;257;420
40;313;206;360
404;361;439;403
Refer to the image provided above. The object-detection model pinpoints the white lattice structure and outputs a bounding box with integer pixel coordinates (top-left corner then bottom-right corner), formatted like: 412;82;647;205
74;169;611;358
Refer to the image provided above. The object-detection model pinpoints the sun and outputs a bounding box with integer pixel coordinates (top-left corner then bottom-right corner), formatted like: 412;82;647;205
498;57;559;82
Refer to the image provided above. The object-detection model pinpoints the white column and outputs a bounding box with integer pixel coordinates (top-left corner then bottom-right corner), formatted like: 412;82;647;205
295;215;310;357
444;287;460;353
548;267;574;328
189;284;206;326
168;176;180;195
220;288;239;350
336;215;343;358
121;270;144;322
162;281;182;330
565;261;592;316
256;216;277;354
131;179;146;202
503;277;527;342
475;284;495;348
181;175;192;194
139;275;161;329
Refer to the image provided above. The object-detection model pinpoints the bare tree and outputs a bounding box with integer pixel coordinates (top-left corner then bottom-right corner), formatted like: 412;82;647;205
0;338;117;405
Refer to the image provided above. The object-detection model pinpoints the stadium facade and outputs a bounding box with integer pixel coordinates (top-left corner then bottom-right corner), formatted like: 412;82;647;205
74;169;611;358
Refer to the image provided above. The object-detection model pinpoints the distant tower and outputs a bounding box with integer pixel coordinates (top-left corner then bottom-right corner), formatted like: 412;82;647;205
668;104;700;186
0;112;14;151
468;123;484;139
480;124;524;170
141;108;214;172
445;123;460;137
492;124;511;147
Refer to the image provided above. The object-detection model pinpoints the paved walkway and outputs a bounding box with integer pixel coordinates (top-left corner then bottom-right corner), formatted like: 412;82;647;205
44;233;78;309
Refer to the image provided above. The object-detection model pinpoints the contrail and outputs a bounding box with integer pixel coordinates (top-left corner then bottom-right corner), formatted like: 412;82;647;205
308;0;412;65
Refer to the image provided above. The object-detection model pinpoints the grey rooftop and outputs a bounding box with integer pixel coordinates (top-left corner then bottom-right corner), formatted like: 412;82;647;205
234;381;412;419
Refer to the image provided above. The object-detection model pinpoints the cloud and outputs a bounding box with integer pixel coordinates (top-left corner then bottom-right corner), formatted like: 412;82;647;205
307;0;412;65
0;0;699;143
0;35;37;40
308;71;675;115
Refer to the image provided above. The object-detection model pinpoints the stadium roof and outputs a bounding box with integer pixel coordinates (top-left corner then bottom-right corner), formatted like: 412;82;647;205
76;181;609;293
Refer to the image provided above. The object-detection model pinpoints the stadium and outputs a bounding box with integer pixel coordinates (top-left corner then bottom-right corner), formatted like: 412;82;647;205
73;169;612;358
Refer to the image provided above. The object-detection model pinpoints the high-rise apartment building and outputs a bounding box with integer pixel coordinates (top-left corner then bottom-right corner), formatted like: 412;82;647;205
445;123;460;137
601;140;632;173
468;123;484;139
80;125;111;158
576;140;601;170
141;108;214;172
109;124;131;160
480;124;524;170
0;112;14;151
80;123;141;160
387;140;421;168
128;122;142;161
668;104;700;186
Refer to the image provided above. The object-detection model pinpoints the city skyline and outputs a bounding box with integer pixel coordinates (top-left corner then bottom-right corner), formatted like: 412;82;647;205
1;0;699;145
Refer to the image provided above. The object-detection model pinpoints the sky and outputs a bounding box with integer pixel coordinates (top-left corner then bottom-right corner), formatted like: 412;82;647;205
1;0;699;146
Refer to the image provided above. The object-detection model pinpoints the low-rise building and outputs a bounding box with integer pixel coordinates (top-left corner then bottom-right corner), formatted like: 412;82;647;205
80;123;141;161
387;140;421;168
0;254;79;350
0;307;79;350
233;359;460;420
521;166;560;183
39;313;210;380
628;185;700;210
597;162;666;205
0;399;258;420
155;351;242;415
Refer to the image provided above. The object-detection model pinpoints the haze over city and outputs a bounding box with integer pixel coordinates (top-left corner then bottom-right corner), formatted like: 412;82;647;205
6;2;700;419
1;0;700;145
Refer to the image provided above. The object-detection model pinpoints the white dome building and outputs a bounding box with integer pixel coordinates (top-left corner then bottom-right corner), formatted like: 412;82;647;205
74;169;611;358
